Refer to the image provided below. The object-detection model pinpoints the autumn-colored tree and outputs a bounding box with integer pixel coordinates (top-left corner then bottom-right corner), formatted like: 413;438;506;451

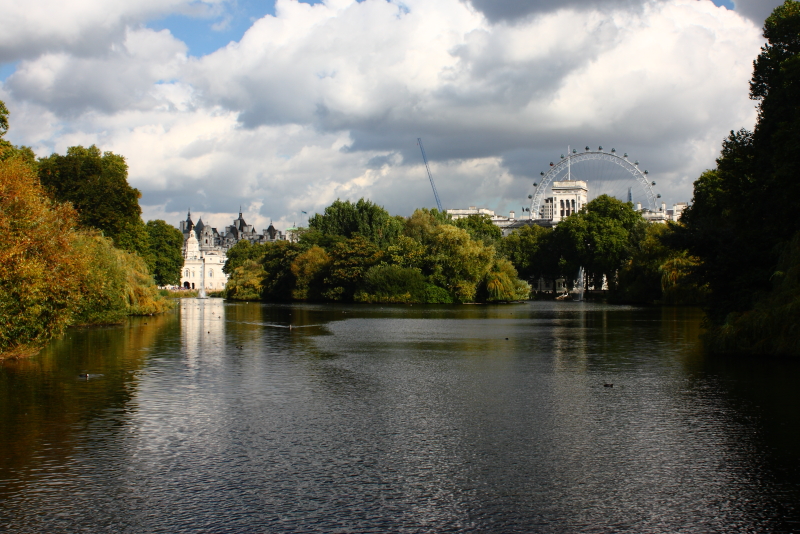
291;246;331;300
0;149;85;355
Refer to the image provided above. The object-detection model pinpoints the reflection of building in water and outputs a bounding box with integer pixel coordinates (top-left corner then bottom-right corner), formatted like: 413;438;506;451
181;298;226;364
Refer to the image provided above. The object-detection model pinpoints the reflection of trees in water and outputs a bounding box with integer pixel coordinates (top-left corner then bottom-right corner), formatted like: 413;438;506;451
0;311;179;497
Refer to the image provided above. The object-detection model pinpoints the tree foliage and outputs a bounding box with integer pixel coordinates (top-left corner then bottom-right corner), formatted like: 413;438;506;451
145;219;184;286
0;105;172;356
309;198;403;249
38;145;148;256
0;149;85;355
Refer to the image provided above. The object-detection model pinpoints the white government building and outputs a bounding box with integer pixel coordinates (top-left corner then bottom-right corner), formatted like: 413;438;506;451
178;209;295;291
448;179;687;236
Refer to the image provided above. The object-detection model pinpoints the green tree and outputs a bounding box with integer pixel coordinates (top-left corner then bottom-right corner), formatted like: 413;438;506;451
225;260;266;301
223;239;268;275
38;145;148;256
355;264;428;303
309;198;403;248
677;2;800;335
323;236;384;301
423;224;495;302
500;223;552;280
145;220;184;286
453;214;502;247
260;241;304;301
553;195;644;292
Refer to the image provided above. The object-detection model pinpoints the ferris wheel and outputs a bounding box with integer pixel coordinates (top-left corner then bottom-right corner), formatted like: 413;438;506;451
526;146;660;220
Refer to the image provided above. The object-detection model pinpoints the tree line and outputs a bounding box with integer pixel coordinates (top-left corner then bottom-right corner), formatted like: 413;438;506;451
0;105;183;357
222;195;702;307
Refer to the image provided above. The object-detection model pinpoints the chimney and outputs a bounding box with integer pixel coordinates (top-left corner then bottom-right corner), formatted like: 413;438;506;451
509;210;516;219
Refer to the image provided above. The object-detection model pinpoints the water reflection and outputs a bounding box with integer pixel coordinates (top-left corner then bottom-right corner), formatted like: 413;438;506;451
2;301;800;532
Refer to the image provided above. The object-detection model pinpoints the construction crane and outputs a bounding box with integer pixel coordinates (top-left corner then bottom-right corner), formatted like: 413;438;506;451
417;138;443;212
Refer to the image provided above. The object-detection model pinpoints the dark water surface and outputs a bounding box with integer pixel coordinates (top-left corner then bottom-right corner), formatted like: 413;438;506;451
2;300;800;532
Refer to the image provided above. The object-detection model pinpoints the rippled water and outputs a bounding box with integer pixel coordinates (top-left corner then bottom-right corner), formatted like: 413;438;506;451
2;300;800;532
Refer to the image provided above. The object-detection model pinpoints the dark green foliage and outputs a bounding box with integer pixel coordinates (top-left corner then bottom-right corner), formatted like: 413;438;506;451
453;214;501;247
145;220;184;286
553;195;644;292
324;236;384;301
705;233;800;355
677;2;800;335
223;239;268;275
499;224;552;280
260;241;304;301
38;145;147;257
309;198;403;248
356;265;427;303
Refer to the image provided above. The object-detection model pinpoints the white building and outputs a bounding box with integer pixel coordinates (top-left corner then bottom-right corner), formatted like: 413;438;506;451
446;206;520;234
180;230;228;291
637;201;689;223
548;180;588;223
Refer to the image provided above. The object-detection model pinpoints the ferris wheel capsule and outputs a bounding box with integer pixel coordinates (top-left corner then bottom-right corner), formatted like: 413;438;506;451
634;160;639;166
651;181;656;186
657;193;662;198
540;172;544;176
624;153;628;158
528;194;533;199
585;146;590;151
611;148;616;153
572;148;577;154
533;182;538;187
598;146;603;151
550;162;554;166
560;154;565;159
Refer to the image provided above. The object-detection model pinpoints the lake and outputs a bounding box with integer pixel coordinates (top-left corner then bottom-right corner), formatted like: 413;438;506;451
2;300;800;532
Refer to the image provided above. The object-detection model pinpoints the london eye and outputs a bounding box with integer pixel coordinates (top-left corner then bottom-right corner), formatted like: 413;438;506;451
526;146;659;220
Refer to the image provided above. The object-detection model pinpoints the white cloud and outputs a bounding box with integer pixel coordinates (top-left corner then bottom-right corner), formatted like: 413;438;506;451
2;0;764;230
0;0;226;63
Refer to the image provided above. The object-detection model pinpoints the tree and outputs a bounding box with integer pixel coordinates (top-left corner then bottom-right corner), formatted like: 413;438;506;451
453;214;502;247
677;2;800;332
291;246;331;300
422;224;495;302
223;239;268;275
309;198;403;248
145;220;184;286
0;100;8;143
38;145;148;256
552;195;643;292
0;148;85;355
323;236;384;301
500;223;552;280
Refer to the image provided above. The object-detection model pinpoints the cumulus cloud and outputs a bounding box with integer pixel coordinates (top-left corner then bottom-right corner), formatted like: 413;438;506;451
0;0;225;63
2;0;764;231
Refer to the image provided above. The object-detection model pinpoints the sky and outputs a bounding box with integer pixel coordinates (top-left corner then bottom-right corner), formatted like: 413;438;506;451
0;0;785;232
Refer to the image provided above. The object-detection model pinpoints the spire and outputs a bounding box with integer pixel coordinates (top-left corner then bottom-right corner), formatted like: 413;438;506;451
239;205;242;218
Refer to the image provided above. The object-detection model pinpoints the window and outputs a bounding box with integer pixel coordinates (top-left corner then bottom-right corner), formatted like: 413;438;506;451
209;269;214;278
185;269;190;277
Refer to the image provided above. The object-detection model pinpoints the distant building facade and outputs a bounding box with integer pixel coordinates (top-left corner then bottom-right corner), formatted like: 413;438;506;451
178;209;290;290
